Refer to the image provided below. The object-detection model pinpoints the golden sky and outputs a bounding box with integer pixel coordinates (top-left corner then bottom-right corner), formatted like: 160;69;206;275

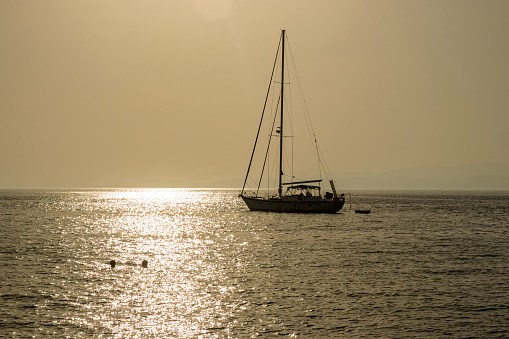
1;0;508;188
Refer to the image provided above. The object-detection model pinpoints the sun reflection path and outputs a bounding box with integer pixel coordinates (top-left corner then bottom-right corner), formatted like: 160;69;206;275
85;189;250;337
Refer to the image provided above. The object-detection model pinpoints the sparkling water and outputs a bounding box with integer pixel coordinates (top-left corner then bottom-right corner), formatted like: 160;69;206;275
1;189;508;338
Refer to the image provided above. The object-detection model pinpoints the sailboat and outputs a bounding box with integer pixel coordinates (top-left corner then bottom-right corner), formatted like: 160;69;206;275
240;30;345;213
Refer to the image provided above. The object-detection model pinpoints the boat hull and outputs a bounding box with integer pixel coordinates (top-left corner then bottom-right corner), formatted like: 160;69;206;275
240;195;345;213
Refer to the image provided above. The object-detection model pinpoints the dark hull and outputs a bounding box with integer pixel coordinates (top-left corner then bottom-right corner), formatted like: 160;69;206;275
241;195;345;213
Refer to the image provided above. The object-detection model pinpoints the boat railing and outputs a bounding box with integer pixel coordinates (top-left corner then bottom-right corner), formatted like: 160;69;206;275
240;190;278;199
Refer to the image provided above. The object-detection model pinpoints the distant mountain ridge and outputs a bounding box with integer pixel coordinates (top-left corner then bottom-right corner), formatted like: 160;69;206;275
206;162;509;190
335;162;509;190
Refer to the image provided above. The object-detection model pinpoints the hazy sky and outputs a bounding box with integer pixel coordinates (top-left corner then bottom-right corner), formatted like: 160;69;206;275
1;0;508;188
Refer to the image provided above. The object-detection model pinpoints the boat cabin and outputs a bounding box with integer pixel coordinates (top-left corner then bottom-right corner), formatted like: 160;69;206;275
280;184;334;201
285;184;321;197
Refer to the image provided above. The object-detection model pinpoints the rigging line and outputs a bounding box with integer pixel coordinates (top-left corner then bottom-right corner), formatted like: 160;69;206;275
279;40;296;182
317;143;334;180
244;175;261;194
268;141;280;196
263;65;282;196
248;176;258;188
282;140;294;184
241;34;282;195
284;52;296;181
281;39;299;182
287;38;316;138
311;141;333;186
287;37;323;178
282;79;295;181
256;96;281;195
264;126;281;198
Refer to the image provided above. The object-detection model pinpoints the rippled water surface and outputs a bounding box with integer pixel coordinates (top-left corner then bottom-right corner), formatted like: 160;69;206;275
1;189;508;338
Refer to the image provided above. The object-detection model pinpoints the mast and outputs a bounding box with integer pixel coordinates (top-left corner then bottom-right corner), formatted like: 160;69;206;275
278;30;285;198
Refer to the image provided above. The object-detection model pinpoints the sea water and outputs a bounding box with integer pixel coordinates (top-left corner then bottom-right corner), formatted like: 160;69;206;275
1;189;508;338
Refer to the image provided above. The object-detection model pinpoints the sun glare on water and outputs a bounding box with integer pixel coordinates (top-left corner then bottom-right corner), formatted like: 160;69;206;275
108;189;205;237
115;188;192;203
92;189;242;336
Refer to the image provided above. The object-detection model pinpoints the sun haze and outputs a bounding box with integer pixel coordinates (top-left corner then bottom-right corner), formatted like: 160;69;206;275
1;1;508;189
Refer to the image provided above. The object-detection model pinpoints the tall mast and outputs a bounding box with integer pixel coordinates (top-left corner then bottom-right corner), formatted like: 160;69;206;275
278;30;285;198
